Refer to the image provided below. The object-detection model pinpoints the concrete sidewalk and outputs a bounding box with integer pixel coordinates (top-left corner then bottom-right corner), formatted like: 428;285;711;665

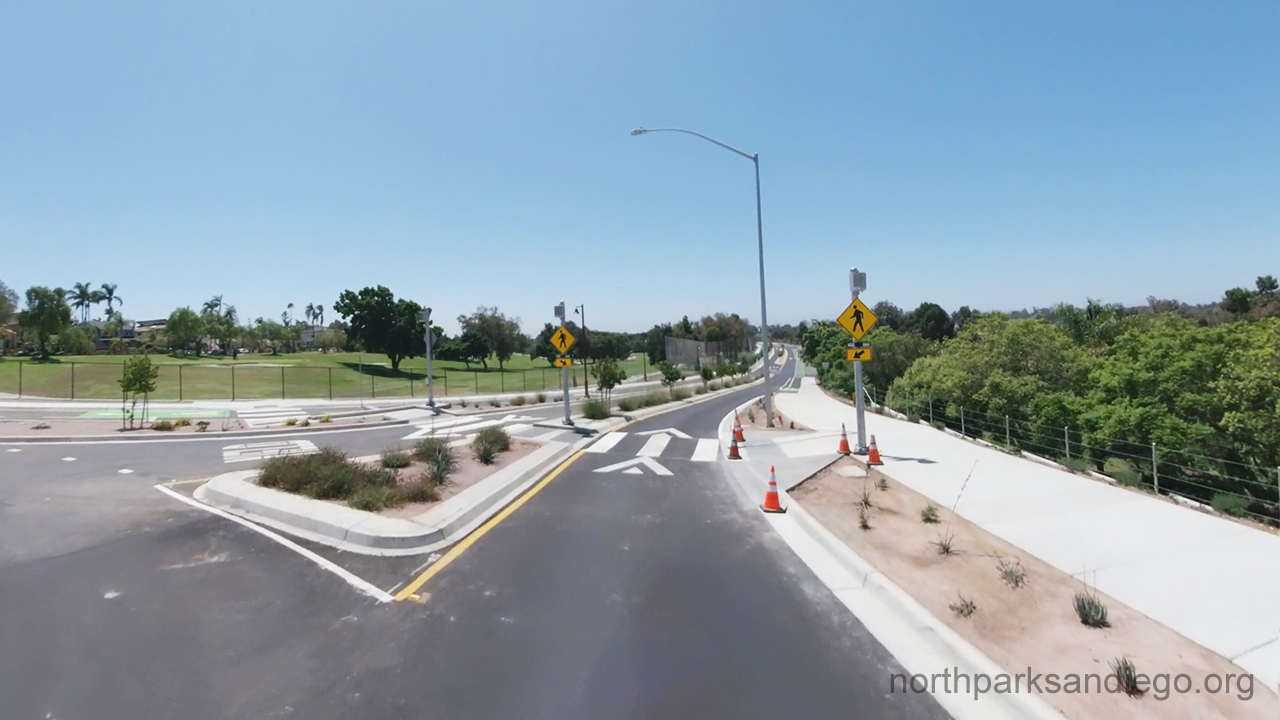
773;376;1280;689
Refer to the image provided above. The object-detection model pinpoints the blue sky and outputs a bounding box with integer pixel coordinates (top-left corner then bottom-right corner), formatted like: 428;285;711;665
2;1;1277;334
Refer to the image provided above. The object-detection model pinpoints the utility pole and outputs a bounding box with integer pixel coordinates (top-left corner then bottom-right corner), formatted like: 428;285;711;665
850;268;869;454
575;304;588;398
556;302;572;425
421;308;436;411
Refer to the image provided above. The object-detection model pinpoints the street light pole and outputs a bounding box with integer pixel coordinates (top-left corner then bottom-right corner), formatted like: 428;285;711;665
420;307;435;410
575;304;588;398
632;127;774;426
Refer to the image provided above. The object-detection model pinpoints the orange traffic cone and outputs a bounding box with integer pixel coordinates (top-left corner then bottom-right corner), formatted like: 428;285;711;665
728;436;742;460
838;423;851;455
733;411;746;444
761;466;786;513
868;435;883;466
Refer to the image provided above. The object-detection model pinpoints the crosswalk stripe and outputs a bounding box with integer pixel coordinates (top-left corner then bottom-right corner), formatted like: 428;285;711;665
531;429;566;442
585;432;628;454
691;438;719;462
637;434;670;457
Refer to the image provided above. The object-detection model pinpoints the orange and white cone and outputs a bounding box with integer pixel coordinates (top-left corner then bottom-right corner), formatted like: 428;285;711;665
733;412;746;444
838;423;851;455
761;466;786;513
728;436;742;460
868;435;883;466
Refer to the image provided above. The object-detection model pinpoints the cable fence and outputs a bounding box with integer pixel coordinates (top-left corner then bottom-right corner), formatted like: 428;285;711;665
860;385;1280;528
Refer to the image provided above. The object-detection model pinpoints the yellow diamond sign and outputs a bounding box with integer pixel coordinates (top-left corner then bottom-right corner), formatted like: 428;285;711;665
837;298;877;341
554;357;573;368
551;325;577;354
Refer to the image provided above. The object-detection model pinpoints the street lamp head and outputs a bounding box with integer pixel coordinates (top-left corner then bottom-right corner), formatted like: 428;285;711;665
631;128;646;136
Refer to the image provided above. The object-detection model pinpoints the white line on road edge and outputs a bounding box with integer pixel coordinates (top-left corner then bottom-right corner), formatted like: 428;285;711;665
118;469;134;474
152;484;395;603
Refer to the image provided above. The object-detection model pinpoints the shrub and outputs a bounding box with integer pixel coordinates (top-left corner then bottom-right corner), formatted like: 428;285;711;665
195;420;210;432
475;426;511;452
413;437;448;463
400;477;441;503
1073;590;1110;628
319;414;332;423
582;399;610;420
350;485;398;512
174;417;192;428
459;398;469;408
857;504;871;530
1211;492;1249;517
511;395;527;406
474;436;500;465
931;531;956;556
1110;657;1145;697
300;418;311;427
671;387;692;401
152;419;175;431
876;476;888;491
1102;457;1142;487
258;448;364;500
747;408;756;423
949;594;976;618
930;420;946;431
285;417;298;427
638;391;667;408
708;381;722;391
489;397;501;407
413;439;456;487
997;557;1027;588
535;392;547;403
700;366;714;384
694;385;707;395
381;450;412;469
1059;456;1090;473
920;504;940;524
616;396;638;412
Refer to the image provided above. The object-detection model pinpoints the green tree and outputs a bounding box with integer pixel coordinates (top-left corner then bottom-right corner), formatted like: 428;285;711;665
872;301;905;332
165;307;204;356
438;328;491;369
592;359;628;404
203;305;239;357
0;279;18;328
19;286;72;359
860;327;939;392
1221;287;1253;317
644;323;672;364
904;302;955;342
67;282;104;324
118;355;159;430
458;307;522;370
1256;275;1278;299
657;361;684;395
532;321;580;366
56;326;94;355
333;286;426;371
951;306;980;332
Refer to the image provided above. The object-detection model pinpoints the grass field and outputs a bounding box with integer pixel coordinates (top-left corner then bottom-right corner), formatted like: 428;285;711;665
0;352;653;401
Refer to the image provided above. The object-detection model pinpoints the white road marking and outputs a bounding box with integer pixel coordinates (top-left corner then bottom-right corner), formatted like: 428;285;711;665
637;434;671;457
62;456;76;462
636;427;692;439
593;456;673;476
152;484;394;603
402;418;501;440
103;590;120;599
118;469;134;474
531;429;565;442
622;467;643;475
6;448;20;453
691;438;719;462
585;431;628;454
222;440;318;463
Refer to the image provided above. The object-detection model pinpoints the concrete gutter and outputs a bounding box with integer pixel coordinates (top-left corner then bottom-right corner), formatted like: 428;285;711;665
194;425;621;556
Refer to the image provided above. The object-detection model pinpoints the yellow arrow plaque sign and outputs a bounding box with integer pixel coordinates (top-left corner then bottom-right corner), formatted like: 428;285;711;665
551;325;577;354
837;297;877;341
847;345;872;362
554;357;573;368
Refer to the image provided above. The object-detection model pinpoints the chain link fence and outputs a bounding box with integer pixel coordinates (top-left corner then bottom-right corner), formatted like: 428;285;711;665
664;336;750;370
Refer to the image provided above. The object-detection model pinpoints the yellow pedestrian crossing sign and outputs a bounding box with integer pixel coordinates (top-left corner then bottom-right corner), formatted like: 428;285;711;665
551;325;576;354
837;297;877;341
554;357;572;368
847;345;872;362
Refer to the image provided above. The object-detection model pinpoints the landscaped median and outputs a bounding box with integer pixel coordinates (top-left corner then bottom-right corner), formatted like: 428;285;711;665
195;424;620;555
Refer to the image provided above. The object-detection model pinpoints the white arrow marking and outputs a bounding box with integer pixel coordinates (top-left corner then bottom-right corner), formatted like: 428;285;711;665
622;467;643;475
593;456;673;476
635;428;692;439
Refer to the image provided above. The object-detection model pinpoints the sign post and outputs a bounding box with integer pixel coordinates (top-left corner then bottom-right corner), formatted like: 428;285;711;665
420;308;435;410
554;303;575;425
836;268;876;454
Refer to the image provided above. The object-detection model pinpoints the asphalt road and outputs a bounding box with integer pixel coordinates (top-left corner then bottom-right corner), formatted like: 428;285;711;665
0;352;951;719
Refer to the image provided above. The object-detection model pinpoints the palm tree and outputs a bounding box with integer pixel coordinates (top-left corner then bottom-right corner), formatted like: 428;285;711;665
99;284;122;338
316;304;324;328
304;303;316;330
286;302;295;327
202;295;223;315
67;282;97;324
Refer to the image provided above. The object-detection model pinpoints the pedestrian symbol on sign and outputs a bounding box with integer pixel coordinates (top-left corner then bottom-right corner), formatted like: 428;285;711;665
552;325;577;354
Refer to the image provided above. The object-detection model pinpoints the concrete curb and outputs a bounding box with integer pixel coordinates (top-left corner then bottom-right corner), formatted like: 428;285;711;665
195;436;593;556
0;417;410;443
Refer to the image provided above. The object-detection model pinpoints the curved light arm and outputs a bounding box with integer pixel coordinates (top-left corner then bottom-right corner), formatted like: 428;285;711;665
632;127;756;161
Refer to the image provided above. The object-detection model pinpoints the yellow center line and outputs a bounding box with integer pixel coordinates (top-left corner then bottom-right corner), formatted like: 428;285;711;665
393;449;587;602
